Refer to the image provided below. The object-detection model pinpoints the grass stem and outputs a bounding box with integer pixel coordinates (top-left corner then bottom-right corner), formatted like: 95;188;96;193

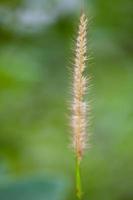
76;157;82;199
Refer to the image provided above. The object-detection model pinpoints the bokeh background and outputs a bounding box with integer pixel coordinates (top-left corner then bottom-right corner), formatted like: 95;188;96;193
0;0;133;199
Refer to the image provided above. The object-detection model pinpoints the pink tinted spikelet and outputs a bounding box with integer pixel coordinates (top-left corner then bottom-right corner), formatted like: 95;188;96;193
72;13;88;162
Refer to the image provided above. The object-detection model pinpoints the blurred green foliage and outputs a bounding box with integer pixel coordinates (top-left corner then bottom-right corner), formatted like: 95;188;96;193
0;0;133;200
0;177;67;200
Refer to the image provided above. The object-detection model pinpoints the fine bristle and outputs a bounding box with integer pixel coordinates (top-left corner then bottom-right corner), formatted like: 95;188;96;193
71;13;88;162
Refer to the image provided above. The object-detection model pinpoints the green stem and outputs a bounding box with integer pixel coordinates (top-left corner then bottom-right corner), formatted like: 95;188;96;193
76;157;82;200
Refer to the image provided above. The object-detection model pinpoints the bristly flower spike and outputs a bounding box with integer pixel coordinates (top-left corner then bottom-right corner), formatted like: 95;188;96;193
71;12;89;199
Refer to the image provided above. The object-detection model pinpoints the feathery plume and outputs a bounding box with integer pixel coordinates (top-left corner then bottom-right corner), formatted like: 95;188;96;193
71;12;89;199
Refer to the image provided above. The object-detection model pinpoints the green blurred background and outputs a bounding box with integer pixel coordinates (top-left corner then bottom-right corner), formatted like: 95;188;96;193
0;0;133;199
